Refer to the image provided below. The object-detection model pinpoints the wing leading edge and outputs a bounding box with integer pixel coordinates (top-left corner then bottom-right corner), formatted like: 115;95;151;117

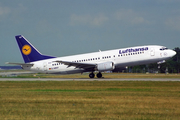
54;60;96;71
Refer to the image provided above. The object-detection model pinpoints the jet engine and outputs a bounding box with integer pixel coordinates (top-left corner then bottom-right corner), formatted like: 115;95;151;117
96;62;115;72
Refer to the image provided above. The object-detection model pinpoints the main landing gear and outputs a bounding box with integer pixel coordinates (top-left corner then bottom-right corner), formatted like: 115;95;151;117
89;72;102;78
96;72;102;78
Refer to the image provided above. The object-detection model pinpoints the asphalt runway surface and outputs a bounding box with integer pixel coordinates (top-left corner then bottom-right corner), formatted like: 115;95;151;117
0;71;180;81
0;78;180;81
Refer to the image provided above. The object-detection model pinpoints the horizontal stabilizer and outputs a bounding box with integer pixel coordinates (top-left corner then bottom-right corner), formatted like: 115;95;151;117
6;62;34;67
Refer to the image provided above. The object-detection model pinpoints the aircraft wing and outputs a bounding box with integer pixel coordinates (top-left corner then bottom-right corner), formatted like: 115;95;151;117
54;60;96;70
6;62;34;67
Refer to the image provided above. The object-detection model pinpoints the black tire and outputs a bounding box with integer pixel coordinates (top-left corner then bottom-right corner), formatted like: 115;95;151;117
89;73;95;78
96;72;102;78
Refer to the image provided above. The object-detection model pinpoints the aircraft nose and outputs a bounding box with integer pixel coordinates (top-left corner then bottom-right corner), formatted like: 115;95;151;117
170;50;176;57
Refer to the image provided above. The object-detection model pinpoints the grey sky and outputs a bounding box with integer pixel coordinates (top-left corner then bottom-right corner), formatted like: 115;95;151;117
0;0;180;65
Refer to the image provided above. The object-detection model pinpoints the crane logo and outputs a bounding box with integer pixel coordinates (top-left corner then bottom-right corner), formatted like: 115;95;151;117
22;45;31;55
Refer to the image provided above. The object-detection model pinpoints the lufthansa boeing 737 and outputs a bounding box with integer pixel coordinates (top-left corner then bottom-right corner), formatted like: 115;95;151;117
7;35;176;78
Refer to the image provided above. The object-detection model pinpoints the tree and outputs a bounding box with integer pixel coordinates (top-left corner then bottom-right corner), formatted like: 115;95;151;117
173;47;180;73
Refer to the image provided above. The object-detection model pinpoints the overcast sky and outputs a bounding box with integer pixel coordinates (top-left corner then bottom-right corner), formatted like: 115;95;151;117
0;0;180;65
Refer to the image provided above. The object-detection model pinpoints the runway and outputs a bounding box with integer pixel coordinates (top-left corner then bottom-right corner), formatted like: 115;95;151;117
0;78;179;81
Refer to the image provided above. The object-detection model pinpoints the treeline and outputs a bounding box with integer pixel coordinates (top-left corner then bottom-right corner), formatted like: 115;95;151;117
129;47;180;73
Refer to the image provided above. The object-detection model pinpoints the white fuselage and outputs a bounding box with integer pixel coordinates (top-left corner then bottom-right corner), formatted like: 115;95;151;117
23;45;176;74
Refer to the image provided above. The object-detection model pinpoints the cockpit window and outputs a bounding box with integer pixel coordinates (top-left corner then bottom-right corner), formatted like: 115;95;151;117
160;47;168;51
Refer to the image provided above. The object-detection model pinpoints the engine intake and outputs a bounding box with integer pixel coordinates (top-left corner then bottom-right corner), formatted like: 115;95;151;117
97;62;115;72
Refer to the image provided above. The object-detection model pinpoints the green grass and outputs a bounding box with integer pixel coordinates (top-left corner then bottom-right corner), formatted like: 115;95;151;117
30;88;153;92
0;81;180;119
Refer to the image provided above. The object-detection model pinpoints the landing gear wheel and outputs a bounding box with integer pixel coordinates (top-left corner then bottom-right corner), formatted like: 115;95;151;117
89;72;95;78
96;72;102;78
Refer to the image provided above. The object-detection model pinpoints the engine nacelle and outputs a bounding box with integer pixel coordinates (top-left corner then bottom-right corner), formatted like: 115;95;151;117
97;62;115;72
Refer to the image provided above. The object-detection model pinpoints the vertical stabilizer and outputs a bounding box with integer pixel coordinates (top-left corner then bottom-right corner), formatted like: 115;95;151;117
15;35;55;63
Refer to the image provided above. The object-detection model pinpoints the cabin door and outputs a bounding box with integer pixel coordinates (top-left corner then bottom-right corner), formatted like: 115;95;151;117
150;48;155;56
43;62;47;71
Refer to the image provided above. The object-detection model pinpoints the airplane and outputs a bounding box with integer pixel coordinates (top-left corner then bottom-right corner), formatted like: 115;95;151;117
7;35;176;78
